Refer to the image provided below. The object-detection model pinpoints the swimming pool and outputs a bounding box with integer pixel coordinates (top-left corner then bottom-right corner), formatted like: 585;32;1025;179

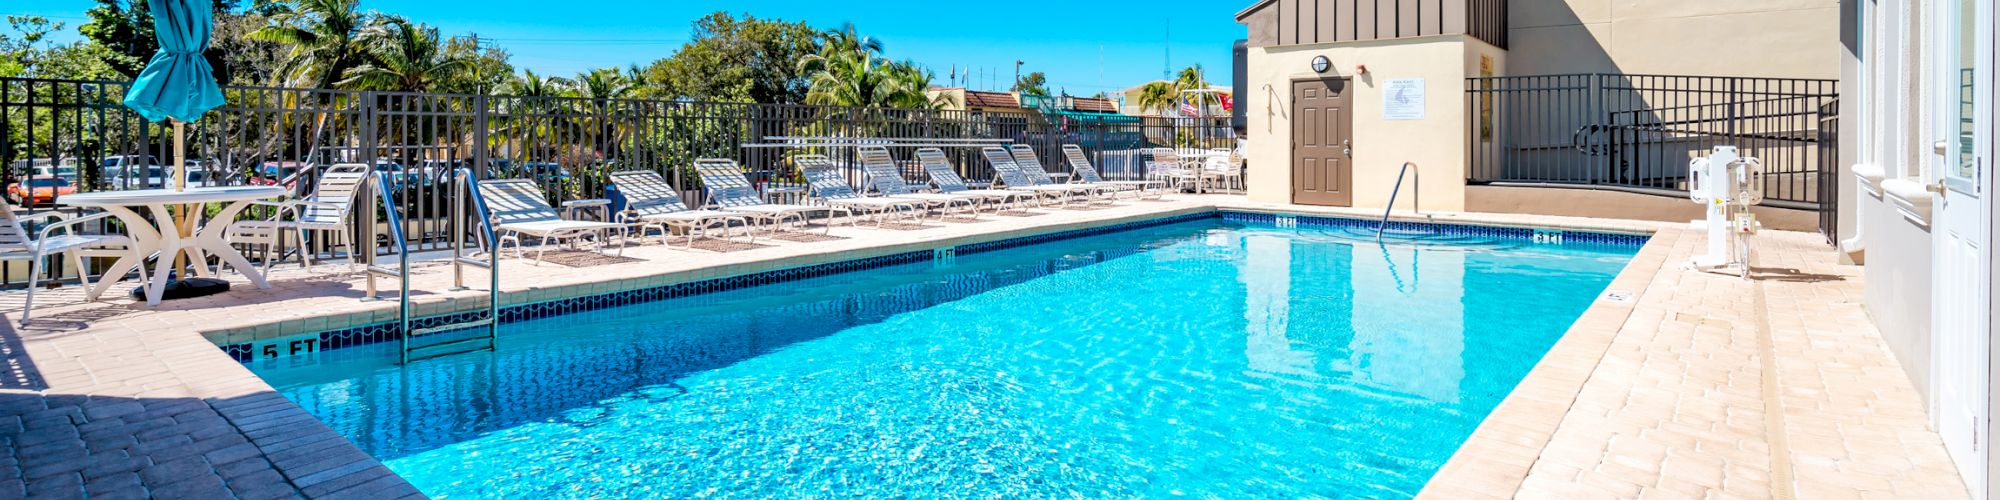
247;215;1639;498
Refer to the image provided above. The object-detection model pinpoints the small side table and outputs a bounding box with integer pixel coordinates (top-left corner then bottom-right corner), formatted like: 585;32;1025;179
561;198;612;221
560;198;617;247
762;183;808;206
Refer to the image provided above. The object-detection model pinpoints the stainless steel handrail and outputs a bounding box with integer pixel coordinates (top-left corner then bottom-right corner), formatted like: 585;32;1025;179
365;168;502;365
1376;162;1421;243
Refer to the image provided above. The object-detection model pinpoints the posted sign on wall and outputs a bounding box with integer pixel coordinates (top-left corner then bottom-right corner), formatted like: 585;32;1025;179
1382;78;1426;120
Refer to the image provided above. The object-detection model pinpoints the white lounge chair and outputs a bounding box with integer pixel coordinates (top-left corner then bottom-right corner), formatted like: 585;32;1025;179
914;148;1037;211
1008;144;1120;204
1061;144;1166;200
795;154;925;227
692;159;824;233
981;147;1092;207
856;146;982;219
0;204;144;325
476;178;626;263
607;170;752;247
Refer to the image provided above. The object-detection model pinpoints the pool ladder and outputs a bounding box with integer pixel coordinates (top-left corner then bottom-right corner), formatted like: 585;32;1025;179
364;168;501;365
1376;162;1422;243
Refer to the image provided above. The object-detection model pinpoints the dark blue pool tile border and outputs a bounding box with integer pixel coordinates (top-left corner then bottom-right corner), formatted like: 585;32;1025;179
227;209;1648;362
1218;211;1652;248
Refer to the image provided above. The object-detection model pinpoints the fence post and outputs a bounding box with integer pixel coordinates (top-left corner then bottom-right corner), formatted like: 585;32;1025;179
1592;74;1606;185
472;94;489;179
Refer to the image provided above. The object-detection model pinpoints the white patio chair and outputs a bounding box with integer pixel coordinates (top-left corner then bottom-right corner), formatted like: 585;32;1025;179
1;205;145;325
1203;148;1245;194
1150;148;1204;193
230;163;371;273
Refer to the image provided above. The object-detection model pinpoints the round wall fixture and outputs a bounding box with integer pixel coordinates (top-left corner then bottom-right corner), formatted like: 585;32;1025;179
1311;56;1331;74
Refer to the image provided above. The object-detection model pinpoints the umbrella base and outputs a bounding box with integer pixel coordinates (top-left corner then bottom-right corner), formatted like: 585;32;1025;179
130;278;232;301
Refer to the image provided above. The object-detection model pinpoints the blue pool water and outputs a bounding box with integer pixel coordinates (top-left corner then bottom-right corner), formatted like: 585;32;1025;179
249;218;1637;498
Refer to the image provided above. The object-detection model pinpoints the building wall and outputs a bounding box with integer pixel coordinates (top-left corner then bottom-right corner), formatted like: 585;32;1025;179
1508;0;1841;79
1242;35;1503;210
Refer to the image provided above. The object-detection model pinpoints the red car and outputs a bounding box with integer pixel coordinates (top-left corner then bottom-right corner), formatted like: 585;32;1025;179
7;176;76;206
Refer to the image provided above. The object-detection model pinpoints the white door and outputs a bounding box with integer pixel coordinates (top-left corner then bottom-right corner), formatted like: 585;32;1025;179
1933;0;1993;495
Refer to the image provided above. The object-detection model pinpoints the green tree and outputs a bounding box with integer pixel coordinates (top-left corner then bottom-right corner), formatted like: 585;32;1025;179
499;69;570;98
1174;64;1214;110
1011;71;1049;97
1134;81;1178;116
250;0;367;88
1;16;62;78
337;17;470;92
638;12;820;103
77;0;156;78
571;67;632;100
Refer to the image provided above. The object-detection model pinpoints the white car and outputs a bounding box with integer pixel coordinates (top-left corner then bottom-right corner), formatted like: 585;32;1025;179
100;155;166;190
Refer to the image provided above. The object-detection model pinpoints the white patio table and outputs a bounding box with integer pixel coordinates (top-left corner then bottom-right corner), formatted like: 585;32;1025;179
59;186;288;305
1176;149;1229;193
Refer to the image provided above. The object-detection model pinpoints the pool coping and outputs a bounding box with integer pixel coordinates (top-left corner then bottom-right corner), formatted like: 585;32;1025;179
1413;220;1679;499
3;196;1682;498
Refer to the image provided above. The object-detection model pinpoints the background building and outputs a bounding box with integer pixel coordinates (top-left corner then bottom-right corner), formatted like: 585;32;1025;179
1845;0;1993;497
1233;0;1839;229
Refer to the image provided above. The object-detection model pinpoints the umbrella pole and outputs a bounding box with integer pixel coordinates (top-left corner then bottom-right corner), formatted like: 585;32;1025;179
171;120;194;279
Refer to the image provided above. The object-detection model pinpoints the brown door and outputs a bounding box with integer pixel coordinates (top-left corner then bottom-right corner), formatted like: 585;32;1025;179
1292;78;1352;206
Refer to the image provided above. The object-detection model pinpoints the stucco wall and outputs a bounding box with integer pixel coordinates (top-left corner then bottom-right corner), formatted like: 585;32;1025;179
1242;35;1503;210
1465;185;1820;231
1508;0;1841;79
1860;190;1935;403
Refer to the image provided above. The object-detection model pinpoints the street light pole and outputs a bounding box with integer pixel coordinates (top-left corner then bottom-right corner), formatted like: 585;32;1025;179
1014;60;1023;91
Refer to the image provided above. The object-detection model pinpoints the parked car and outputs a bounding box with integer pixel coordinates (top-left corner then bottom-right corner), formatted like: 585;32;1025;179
183;163;237;187
99;155;166;190
10;158;82;185
250;161;312;188
6;176;76;206
521;162;571;182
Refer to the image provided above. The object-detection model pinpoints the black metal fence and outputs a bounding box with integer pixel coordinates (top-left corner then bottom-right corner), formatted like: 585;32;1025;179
2;77;1233;255
1817;100;1840;244
1466;74;1839;210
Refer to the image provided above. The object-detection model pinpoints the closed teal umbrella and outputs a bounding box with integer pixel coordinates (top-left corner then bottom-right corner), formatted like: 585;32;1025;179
122;0;225;191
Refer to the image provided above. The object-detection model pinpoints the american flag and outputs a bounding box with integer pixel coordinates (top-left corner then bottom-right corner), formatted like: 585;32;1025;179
1179;99;1200;117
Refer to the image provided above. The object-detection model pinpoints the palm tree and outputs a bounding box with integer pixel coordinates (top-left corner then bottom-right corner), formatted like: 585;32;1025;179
571;68;633;101
1134;81;1179;116
338;18;471;92
1174;65;1213;111
499;69;571;99
249;0;367;88
883;61;950;109
821;22;883;57
799;50;903;108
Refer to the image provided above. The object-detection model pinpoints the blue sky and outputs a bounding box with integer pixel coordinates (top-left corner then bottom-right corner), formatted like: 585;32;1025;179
12;1;1246;95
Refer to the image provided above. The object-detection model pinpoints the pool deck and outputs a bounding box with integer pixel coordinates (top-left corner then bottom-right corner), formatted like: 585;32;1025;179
0;194;1966;498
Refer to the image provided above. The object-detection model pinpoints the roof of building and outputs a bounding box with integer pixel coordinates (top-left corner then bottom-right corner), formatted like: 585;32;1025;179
1071;97;1118;113
963;90;1019;109
1236;0;1276;21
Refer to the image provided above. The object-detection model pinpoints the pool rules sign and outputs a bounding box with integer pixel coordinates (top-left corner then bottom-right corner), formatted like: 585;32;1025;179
1382;78;1425;120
